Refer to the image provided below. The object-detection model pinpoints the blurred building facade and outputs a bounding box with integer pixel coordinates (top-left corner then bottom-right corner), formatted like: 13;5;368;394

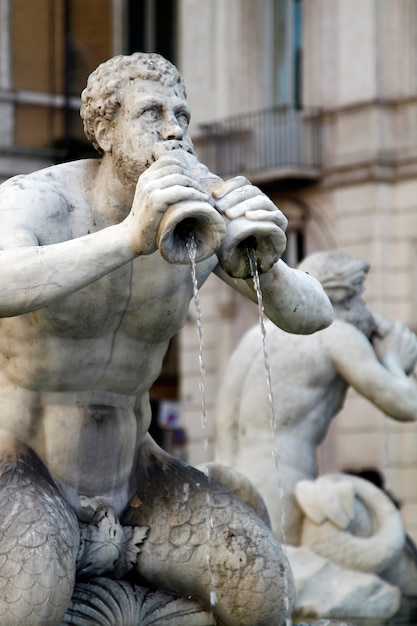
1;0;417;540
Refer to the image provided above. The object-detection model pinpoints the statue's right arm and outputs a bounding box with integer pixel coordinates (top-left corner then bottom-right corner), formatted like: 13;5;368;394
326;320;417;422
0;158;210;317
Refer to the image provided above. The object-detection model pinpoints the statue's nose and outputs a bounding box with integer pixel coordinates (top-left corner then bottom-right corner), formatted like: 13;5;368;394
162;115;184;140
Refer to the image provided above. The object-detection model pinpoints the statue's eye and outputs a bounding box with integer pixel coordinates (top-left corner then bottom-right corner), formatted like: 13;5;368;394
176;111;190;128
141;107;160;121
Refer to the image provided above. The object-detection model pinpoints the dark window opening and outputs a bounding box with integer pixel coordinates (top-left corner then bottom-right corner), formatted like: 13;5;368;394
293;0;303;109
273;0;303;109
128;0;177;64
282;228;305;267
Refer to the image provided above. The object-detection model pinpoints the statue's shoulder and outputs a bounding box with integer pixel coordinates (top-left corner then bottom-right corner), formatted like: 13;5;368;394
320;317;355;339
0;159;92;216
323;317;373;362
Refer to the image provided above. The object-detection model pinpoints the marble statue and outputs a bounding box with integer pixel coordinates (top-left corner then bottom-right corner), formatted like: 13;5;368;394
0;52;334;626
215;249;417;619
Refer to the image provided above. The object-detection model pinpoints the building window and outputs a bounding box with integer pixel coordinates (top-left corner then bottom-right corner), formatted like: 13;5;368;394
278;198;306;267
10;0;111;158
272;0;302;109
128;0;177;63
282;228;305;267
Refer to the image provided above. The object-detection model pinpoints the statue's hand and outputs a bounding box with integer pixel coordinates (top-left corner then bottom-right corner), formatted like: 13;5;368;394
373;318;417;376
212;176;288;278
125;155;212;255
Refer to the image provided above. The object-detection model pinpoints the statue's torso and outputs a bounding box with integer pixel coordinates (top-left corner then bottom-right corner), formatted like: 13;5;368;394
0;161;217;516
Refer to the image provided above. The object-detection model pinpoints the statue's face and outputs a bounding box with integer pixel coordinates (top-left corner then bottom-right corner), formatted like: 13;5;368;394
110;77;192;186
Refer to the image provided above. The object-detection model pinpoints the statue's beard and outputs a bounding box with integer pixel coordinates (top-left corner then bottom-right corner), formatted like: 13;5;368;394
112;150;150;188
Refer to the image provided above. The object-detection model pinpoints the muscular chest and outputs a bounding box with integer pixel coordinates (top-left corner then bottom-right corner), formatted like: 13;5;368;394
35;253;215;341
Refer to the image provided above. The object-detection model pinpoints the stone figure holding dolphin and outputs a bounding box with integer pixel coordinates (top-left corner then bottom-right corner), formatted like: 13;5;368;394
215;249;417;618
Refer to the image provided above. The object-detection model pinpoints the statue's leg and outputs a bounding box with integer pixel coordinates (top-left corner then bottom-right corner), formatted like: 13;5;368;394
0;429;79;626
123;436;295;626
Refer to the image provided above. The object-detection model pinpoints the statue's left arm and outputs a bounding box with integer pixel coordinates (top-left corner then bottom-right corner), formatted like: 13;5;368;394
215;259;333;334
212;176;333;334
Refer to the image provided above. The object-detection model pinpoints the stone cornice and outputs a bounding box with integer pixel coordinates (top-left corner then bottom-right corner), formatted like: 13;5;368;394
320;154;417;188
318;95;417;117
0;88;80;109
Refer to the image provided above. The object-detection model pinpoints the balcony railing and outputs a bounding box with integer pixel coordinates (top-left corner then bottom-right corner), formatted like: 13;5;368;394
195;106;322;183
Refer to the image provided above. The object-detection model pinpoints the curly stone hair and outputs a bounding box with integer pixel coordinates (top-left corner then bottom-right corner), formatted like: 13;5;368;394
80;52;187;154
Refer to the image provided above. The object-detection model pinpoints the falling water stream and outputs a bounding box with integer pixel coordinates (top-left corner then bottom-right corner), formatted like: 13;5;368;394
185;242;417;626
186;235;293;624
247;249;293;626
186;236;217;624
383;415;390;470
247;250;288;543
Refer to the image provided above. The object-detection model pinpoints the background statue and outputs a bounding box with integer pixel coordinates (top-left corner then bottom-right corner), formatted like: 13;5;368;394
0;52;333;626
215;249;417;619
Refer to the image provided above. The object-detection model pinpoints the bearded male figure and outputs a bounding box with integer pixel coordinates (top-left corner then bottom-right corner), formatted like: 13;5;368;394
0;53;333;626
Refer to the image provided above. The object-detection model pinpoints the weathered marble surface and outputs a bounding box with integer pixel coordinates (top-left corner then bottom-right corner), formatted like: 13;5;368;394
289;544;401;619
0;53;333;625
215;250;417;618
